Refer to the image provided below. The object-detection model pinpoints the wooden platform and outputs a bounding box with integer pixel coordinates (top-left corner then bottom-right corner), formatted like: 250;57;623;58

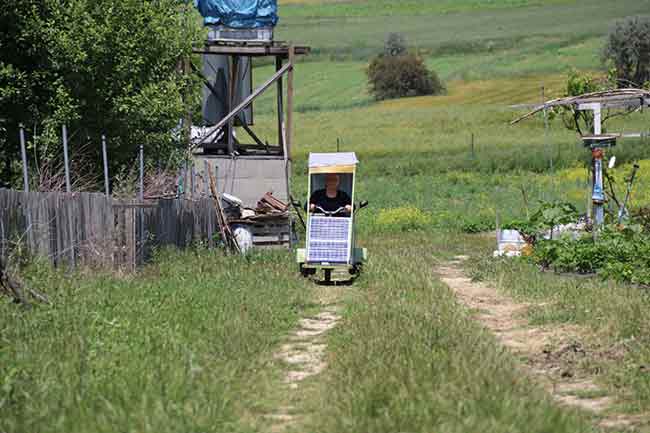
193;40;310;57
231;214;292;247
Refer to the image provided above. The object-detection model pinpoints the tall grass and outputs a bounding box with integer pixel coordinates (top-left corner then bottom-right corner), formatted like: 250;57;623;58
0;248;312;433
302;233;596;433
465;252;650;414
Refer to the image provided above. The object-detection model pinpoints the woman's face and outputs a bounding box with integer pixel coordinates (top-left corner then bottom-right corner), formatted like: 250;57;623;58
325;174;340;189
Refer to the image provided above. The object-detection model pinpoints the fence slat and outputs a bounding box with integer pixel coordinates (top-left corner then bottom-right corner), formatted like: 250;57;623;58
1;188;287;270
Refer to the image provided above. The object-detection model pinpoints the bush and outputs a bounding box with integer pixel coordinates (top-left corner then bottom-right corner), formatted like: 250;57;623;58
530;226;650;285
367;54;445;101
603;16;650;87
376;206;432;232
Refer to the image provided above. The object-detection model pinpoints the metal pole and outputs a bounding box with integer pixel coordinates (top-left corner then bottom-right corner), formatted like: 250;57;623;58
19;126;29;192
19;126;33;249
102;135;110;196
138;144;144;266
592;148;605;229
542;86;552;171
139;144;144;201
183;160;188;198
191;162;196;199
62;125;71;193
618;163;640;224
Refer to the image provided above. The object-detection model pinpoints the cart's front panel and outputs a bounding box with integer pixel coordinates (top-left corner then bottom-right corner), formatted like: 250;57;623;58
307;216;352;264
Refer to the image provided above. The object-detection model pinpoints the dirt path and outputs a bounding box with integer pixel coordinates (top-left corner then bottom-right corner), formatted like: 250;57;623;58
263;285;346;432
436;256;646;431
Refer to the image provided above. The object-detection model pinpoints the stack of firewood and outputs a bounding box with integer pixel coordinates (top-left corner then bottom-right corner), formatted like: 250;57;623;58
255;192;289;214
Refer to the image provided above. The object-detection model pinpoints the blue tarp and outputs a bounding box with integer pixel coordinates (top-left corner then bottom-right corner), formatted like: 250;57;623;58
195;0;278;28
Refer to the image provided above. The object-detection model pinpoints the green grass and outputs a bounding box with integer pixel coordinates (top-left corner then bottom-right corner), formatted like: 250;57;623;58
464;253;650;415
278;0;577;18
275;0;649;65
5;0;650;431
0;248;313;433
300;233;597;433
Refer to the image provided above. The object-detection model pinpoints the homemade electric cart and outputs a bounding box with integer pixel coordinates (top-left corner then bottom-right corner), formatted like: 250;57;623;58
296;152;368;283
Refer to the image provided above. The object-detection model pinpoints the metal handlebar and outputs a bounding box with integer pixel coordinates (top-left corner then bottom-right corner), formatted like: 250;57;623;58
312;205;348;216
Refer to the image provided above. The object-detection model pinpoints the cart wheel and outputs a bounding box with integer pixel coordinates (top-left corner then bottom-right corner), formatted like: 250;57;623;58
324;269;332;284
350;264;362;275
299;264;315;277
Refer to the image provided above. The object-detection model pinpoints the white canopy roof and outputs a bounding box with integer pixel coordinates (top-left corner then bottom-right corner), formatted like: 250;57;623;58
308;152;358;168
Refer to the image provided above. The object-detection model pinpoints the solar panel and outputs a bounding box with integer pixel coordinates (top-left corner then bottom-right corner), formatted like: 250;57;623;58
307;216;351;263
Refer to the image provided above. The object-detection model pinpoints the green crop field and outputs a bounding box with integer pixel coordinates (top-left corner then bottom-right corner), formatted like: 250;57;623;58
3;0;650;432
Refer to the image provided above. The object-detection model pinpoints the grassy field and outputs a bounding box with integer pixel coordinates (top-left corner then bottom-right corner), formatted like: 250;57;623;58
301;233;597;433
3;0;650;432
0;250;314;433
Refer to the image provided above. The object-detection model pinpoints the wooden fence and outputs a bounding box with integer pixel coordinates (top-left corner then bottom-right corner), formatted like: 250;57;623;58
0;188;219;270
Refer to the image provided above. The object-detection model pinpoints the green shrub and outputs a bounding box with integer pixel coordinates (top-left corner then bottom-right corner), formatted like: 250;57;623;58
504;201;579;244
366;53;445;100
530;226;650;285
376;206;432;232
461;217;495;234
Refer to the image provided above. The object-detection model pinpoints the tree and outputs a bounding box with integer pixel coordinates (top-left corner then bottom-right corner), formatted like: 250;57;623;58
385;33;408;57
603;16;650;88
0;0;203;189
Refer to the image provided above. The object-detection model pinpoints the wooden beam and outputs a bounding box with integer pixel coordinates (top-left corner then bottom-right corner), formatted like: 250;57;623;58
227;56;236;154
286;45;295;161
193;61;292;150
276;56;285;155
193;44;310;57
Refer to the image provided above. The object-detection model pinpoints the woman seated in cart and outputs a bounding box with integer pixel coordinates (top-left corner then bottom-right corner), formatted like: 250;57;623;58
297;152;367;283
309;173;352;215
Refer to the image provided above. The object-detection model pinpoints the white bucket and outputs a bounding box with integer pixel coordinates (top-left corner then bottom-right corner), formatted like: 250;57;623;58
495;229;526;257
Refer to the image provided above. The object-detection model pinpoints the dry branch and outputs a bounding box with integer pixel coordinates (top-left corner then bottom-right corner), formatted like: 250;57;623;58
511;88;650;125
0;255;50;307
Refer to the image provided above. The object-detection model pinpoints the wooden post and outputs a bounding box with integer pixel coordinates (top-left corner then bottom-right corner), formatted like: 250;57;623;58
286;45;295;161
470;133;475;159
203;160;210;196
276;56;285;149
227;56;236;155
102;135;110;196
62;125;71;193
